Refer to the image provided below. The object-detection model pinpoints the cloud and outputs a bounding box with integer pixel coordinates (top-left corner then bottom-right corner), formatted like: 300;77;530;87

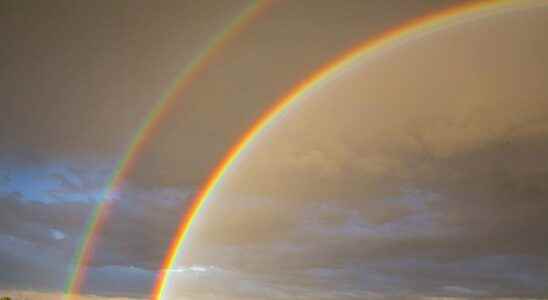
0;193;88;247
49;229;66;240
442;286;485;296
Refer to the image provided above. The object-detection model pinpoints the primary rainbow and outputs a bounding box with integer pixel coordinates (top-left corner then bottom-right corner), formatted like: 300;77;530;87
151;0;544;299
62;1;273;299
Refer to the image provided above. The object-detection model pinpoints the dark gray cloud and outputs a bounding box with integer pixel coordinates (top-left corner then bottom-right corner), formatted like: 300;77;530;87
0;187;192;267
0;193;87;246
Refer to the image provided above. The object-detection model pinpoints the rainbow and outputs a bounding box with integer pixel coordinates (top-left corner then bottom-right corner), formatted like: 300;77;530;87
62;1;273;299
150;0;544;299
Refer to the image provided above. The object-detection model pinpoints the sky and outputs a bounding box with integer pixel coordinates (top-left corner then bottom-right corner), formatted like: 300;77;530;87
1;1;548;300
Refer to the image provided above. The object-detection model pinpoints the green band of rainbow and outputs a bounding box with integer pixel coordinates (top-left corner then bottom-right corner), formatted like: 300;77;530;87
62;1;273;299
150;1;544;299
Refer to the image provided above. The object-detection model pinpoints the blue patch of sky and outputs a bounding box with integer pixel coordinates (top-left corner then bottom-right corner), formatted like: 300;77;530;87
0;156;113;203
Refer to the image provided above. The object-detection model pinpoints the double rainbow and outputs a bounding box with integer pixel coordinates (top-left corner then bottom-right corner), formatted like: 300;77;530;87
61;0;544;299
62;1;273;299
151;1;543;299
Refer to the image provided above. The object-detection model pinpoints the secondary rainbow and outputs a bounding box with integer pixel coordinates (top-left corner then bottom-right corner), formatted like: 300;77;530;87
151;0;544;299
62;1;273;299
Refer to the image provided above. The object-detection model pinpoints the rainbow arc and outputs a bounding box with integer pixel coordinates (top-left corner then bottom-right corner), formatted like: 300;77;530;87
150;1;544;300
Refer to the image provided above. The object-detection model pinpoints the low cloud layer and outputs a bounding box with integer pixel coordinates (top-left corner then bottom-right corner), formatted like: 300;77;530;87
0;290;138;300
0;160;191;296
